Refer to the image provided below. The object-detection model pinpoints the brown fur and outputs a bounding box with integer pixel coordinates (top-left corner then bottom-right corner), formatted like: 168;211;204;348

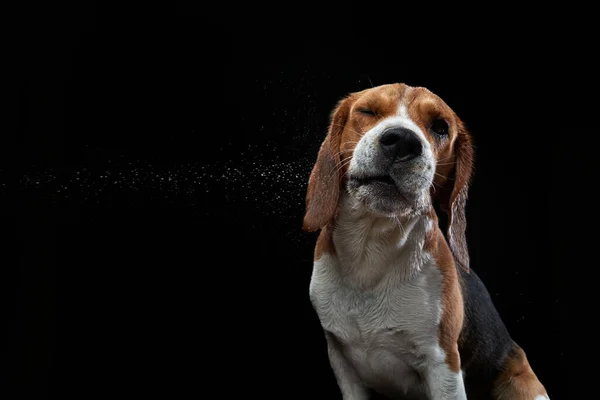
304;84;477;365
444;119;474;273
303;85;408;232
425;212;464;373
304;83;546;398
493;344;548;400
303;83;474;274
302;95;351;232
314;224;335;260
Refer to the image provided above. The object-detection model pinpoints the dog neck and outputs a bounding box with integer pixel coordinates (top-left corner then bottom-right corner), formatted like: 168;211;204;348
329;192;435;288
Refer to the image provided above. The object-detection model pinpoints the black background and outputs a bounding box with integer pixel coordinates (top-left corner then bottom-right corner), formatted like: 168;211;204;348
14;2;593;399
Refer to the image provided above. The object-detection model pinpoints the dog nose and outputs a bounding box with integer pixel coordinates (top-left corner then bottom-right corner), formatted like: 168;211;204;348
379;128;423;162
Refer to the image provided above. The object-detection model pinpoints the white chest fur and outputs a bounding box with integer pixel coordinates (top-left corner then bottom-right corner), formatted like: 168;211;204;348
310;253;445;396
309;199;464;399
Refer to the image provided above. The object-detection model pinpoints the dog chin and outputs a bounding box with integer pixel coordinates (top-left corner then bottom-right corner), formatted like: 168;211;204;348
347;181;429;218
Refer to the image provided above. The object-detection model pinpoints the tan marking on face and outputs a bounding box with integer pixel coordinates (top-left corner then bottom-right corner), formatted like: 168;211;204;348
404;87;460;190
493;344;548;400
336;84;461;183
338;84;406;176
304;82;475;273
424;216;464;373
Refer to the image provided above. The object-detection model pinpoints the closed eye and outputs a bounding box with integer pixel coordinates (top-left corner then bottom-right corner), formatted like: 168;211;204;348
357;108;376;116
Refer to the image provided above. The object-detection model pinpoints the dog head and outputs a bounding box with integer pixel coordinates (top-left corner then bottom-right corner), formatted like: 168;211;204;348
302;83;474;272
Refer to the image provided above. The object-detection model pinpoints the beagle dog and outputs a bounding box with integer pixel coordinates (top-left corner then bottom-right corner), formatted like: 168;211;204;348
303;83;549;400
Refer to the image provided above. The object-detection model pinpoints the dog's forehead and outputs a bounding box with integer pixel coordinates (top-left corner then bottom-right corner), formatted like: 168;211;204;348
354;84;450;116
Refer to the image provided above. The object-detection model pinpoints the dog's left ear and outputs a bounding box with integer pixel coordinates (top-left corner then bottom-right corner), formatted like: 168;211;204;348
302;95;354;232
443;118;474;273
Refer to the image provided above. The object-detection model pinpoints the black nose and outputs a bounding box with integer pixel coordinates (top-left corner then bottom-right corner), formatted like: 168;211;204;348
379;128;423;162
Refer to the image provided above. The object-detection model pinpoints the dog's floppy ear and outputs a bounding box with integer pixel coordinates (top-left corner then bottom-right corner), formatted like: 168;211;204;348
302;95;354;232
442;118;474;273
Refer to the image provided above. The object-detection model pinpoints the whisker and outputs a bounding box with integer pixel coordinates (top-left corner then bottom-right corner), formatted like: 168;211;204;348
331;123;364;137
332;159;353;178
334;155;353;168
322;158;353;185
331;156;354;176
434;172;453;180
358;120;365;132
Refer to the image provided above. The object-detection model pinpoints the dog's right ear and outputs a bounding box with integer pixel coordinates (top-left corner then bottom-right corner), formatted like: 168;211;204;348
302;95;354;232
438;117;474;273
